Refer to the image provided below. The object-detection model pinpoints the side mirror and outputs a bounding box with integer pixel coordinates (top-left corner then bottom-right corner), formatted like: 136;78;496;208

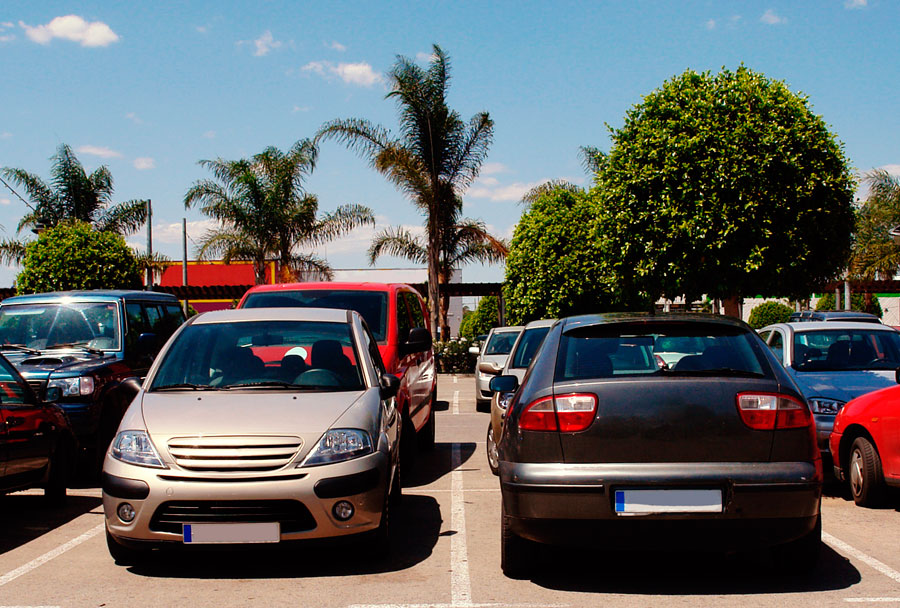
380;373;400;399
468;346;480;355
478;360;502;375
400;327;433;357
121;376;143;397
489;375;519;393
44;385;62;403
136;332;160;355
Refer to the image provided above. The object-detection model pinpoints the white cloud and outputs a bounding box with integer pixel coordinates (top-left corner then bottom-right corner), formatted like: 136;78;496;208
468;180;548;202
477;177;500;187
845;0;867;8
133;157;155;170
481;162;508;176
760;9;787;25
292;105;311;113
302;60;383;87
19;15;119;47
125;112;142;124
327;40;346;52
152;219;218;245
1;22;13;28
705;19;716;30
0;35;14;43
76;145;122;158
0;197;10;206
203;130;216;139
252;30;282;57
878;164;900;176
311;220;425;257
416;51;436;63
0;132;11;139
196;25;208;34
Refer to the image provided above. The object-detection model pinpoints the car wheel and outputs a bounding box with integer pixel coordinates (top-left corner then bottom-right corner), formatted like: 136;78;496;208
400;412;417;474
486;422;499;476
43;440;71;506
773;513;821;574
476;398;490;413
106;527;148;566
418;408;436;452
389;459;402;507
500;499;530;579
849;437;886;507
369;485;393;554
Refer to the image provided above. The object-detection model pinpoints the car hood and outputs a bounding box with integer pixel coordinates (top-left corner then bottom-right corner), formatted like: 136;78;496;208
2;350;116;379
789;369;897;402
480;354;509;367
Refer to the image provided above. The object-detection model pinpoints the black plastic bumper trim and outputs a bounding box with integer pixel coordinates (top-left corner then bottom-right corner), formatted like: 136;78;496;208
102;472;150;500
313;468;381;499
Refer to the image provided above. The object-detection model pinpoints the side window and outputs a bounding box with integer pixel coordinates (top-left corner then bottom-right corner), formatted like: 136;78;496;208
768;331;785;363
363;323;386;376
0;358;28;405
758;330;771;343
125;303;147;350
396;292;411;344
405;292;426;329
144;304;163;333
163;304;186;337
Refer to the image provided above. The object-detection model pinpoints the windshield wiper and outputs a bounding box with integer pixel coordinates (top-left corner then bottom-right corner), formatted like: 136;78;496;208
45;342;105;355
221;381;314;390
0;343;40;354
152;383;220;391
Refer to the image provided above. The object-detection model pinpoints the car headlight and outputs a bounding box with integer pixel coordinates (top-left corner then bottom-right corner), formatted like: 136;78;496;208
498;392;515;411
300;429;373;467
110;430;166;468
807;398;845;415
48;376;95;397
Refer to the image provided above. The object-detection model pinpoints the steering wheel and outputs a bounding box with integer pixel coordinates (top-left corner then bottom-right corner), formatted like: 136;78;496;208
296;368;344;387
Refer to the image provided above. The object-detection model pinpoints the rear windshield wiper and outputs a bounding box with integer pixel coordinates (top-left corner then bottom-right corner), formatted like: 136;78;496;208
0;343;41;354
45;342;105;355
152;383;220;391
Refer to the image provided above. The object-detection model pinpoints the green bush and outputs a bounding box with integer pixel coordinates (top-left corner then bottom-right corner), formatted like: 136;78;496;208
815;293;882;318
16;221;142;294
748;301;794;329
434;339;475;373
459;296;499;339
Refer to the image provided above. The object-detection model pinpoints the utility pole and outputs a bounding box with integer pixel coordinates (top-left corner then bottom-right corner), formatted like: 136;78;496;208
182;218;189;316
145;199;153;290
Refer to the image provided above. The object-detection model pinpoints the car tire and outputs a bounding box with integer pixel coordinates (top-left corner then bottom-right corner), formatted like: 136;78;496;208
849;437;886;507
500;499;530;579
400;412;417;474
106;527;148;566
43;440;71;506
475;398;490;413
486;422;499;476
371;485;392;553
389;459;402;507
419;407;436;452
773;513;821;574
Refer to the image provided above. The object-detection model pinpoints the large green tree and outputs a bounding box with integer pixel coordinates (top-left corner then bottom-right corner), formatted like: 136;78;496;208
316;44;507;339
1;144;148;265
594;66;856;315
16;221;142;294
849;169;900;279
184;140;374;284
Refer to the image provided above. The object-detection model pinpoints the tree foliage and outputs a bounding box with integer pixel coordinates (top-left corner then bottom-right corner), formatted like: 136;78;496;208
849;170;900;279
815;292;882;317
316;44;507;339
15;221;142;294
747;301;794;329
458;295;499;339
184;140;374;284
594;66;856;304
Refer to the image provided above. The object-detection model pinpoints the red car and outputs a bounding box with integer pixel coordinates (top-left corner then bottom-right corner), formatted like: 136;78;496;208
830;383;900;506
238;282;436;469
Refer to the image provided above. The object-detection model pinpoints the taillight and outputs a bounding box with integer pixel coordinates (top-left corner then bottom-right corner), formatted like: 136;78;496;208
736;393;812;430
519;393;597;432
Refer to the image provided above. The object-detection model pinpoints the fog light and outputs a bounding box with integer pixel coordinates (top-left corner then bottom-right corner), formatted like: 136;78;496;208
117;502;136;523
332;500;354;521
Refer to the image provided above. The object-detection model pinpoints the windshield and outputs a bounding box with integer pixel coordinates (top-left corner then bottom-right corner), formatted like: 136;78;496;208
242;290;388;342
151;319;365;391
511;326;551;369
485;330;521;356
555;322;767;381
792;329;900;371
0;302;121;351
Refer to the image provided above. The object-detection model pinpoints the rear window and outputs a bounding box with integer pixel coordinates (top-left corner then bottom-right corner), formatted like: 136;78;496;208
485;330;521;356
242;290;389;342
792;329;900;371
555;322;767;381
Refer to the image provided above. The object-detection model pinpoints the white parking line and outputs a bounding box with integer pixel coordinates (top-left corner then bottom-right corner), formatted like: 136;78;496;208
0;524;103;588
452;391;459;415
845;599;900;603
824;532;900;584
453;375;458;384
450;442;471;606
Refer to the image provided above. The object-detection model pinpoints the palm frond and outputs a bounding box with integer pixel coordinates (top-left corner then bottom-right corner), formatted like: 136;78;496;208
579;146;605;175
0;238;27;265
309;204;375;245
315;119;392;166
285;253;334;282
96;199;149;235
367;226;427;265
447;112;494;191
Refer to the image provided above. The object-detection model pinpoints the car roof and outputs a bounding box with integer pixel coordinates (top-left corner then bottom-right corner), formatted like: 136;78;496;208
192;307;353;325
1;290;179;304
490;326;524;334
789;311;881;322
769;321;898;332
561;312;748;333
523;318;557;330
243;282;421;295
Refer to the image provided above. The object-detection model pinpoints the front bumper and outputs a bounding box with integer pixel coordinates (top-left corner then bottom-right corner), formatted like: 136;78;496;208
814;413;836;453
500;461;821;550
103;451;389;546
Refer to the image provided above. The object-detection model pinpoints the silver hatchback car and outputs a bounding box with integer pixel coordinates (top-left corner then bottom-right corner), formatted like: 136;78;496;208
102;307;401;564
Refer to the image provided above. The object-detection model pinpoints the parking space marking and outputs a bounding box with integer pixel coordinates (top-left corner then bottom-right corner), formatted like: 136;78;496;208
453;375;458;384
824;532;900;584
845;599;900;603
0;524;103;588
452;391;460;415
450;442;471;606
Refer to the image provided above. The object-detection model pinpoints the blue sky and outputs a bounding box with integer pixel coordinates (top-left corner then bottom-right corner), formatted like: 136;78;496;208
1;1;898;288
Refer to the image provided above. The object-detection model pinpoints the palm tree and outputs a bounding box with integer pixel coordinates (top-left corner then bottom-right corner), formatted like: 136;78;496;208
2;144;148;239
850;169;900;279
184;140;374;284
316;44;506;339
520;146;605;207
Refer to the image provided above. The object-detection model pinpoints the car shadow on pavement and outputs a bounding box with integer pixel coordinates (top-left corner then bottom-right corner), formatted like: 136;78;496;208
0;492;102;555
403;441;476;488
433;398;450;412
527;542;860;594
124;493;443;579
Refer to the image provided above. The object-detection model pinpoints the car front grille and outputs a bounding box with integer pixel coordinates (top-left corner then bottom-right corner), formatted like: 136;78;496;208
149;500;317;534
167;436;303;472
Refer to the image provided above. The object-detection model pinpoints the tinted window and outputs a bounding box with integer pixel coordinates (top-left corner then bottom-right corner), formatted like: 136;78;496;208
405;292;426;328
485;330;520;355
396;292;411;344
151;320;364;391
243;290;389;342
0;356;27;405
0;302;120;351
793;329;900;371
769;331;785;362
511;327;551;369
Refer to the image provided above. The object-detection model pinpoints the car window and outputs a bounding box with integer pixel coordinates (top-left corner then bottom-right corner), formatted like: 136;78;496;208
485;331;520;355
512;327;551;369
0;302;120;351
396;292;411;344
0;356;28;405
362;322;386;376
125;303;148;351
768;331;785;362
792;329;900;371
151;320;365;391
144;304;163;332
405;292;426;329
162;304;187;337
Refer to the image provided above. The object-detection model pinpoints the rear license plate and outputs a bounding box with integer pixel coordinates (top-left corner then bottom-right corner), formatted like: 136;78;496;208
182;522;280;544
614;489;722;515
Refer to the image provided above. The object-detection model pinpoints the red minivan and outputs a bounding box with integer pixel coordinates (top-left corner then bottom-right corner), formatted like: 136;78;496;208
238;282;436;469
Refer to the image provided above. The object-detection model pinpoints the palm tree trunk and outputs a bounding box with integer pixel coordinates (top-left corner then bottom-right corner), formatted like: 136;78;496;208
427;218;441;341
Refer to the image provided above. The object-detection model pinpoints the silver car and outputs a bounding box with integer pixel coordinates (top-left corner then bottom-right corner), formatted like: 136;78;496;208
102;307;401;564
759;321;900;455
471;326;522;410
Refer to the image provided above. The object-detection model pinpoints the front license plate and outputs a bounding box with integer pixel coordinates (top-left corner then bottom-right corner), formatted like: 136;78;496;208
182;522;280;544
614;489;722;515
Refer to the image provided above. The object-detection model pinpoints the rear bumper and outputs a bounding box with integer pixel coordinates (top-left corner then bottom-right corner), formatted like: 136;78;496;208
500;461;821;550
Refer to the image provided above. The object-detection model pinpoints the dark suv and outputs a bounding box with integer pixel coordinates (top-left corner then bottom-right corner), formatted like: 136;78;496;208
0;290;185;474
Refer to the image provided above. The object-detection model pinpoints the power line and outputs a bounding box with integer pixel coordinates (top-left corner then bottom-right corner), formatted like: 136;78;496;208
0;175;37;212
